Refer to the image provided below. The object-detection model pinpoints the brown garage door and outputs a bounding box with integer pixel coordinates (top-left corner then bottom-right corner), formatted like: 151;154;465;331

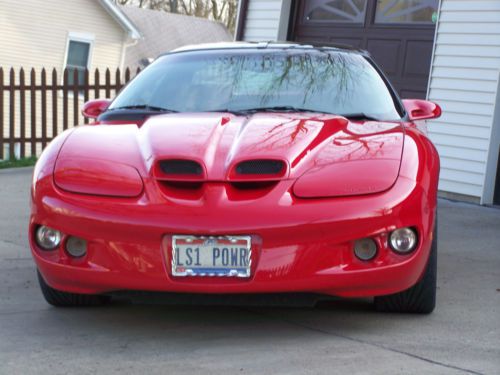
290;0;439;99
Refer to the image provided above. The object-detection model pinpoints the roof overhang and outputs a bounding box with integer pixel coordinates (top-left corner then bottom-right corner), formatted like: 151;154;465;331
98;0;142;40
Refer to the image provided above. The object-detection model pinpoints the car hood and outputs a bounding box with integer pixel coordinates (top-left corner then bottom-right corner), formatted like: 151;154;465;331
55;112;405;194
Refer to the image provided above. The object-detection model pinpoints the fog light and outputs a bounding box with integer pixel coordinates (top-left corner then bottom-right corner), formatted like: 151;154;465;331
389;228;417;254
354;238;378;261
35;226;62;250
65;236;87;258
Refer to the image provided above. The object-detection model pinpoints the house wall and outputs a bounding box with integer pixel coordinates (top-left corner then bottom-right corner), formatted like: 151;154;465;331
242;0;291;41
0;0;126;73
427;0;500;203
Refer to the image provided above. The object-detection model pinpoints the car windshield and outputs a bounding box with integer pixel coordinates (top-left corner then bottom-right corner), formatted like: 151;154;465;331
109;49;402;121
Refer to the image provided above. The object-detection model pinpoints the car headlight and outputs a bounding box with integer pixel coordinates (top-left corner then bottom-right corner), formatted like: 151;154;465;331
65;236;88;258
54;158;143;197
354;238;378;261
292;159;401;198
35;226;62;250
389;227;418;253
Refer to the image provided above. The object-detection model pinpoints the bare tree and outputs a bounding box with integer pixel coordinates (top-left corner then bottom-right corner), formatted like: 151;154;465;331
113;0;238;34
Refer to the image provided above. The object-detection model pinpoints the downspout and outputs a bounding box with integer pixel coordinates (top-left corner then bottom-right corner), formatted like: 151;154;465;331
120;34;139;72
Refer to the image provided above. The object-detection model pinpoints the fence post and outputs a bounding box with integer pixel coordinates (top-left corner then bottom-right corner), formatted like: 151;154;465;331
52;69;58;141
105;68;111;98
0;68;3;159
19;68;26;158
94;68;100;99
125;67;131;84
115;68;121;95
30;69;37;157
63;68;68;130
9;68;15;160
83;69;89;125
72;69;79;127
41;68;47;150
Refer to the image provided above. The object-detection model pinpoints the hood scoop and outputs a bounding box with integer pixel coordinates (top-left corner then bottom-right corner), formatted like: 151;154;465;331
235;159;285;175
159;159;204;176
230;159;288;181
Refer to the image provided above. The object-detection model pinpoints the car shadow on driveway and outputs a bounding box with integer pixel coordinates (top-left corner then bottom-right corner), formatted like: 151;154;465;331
4;296;485;375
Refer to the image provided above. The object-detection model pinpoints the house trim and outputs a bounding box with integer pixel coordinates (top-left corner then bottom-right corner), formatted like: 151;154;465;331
98;0;142;40
60;32;95;98
277;0;293;41
235;0;249;41
482;72;500;204
62;32;95;73
425;0;442;99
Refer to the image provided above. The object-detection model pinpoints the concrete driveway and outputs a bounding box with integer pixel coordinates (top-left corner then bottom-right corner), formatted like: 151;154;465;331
0;167;499;375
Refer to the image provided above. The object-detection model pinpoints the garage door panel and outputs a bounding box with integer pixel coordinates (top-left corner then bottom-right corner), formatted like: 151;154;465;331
400;89;425;99
404;40;434;78
366;39;402;75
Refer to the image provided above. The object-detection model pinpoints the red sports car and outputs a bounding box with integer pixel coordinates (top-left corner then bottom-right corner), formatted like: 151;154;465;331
30;42;441;313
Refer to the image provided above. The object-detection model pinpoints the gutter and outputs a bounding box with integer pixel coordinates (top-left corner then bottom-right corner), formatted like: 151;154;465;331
98;0;142;40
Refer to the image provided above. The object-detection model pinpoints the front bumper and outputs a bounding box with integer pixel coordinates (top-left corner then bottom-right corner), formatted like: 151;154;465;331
30;171;436;298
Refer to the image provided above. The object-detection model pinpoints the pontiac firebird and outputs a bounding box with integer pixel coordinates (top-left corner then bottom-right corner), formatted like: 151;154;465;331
30;42;441;313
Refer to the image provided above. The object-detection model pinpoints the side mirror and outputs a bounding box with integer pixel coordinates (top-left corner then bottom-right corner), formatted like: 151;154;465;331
82;99;111;120
403;99;441;121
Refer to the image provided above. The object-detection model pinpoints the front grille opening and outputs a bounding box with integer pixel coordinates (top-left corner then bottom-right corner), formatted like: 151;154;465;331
159;159;203;176
161;181;203;190
235;159;285;175
226;181;279;201
157;180;204;201
231;181;278;190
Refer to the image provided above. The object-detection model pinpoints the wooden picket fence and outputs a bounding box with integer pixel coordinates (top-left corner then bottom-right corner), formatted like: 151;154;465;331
0;67;140;160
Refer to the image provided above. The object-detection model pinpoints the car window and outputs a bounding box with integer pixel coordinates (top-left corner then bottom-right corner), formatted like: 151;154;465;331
110;49;402;120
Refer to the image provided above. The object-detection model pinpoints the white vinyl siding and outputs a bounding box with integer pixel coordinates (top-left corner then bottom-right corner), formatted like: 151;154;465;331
0;0;126;73
427;0;500;202
243;0;284;41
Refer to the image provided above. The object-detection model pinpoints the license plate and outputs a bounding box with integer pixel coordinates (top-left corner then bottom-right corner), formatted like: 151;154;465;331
172;235;252;277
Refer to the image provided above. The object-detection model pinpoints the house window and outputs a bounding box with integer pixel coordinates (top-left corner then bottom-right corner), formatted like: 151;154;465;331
375;0;439;24
64;34;93;86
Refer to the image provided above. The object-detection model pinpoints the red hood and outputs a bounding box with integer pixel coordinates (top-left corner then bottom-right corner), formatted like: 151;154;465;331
56;112;404;186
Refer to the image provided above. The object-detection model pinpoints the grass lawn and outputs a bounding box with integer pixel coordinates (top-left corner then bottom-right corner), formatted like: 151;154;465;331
0;156;37;169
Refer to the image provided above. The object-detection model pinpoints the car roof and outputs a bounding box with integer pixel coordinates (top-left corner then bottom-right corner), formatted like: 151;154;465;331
170;41;369;56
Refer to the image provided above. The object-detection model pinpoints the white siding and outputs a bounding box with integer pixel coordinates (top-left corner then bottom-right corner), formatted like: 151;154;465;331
427;0;500;201
243;0;284;41
0;0;127;73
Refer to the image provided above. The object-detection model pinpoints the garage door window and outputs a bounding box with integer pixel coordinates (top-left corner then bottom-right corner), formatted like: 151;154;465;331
375;0;439;24
304;0;368;23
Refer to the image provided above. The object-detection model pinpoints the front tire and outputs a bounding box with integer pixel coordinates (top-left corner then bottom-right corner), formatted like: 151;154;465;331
374;222;437;314
37;271;110;307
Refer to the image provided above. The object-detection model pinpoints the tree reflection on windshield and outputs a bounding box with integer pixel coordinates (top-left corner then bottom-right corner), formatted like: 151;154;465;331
110;49;401;121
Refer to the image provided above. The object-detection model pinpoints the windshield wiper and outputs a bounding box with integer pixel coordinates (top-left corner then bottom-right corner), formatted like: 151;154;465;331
340;113;382;121
109;105;178;113
210;106;334;115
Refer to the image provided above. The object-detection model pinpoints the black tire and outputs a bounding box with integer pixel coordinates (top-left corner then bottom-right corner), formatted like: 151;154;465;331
374;221;437;314
37;271;110;307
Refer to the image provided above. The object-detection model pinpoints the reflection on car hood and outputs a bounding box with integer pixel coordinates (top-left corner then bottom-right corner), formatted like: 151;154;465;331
57;112;404;181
